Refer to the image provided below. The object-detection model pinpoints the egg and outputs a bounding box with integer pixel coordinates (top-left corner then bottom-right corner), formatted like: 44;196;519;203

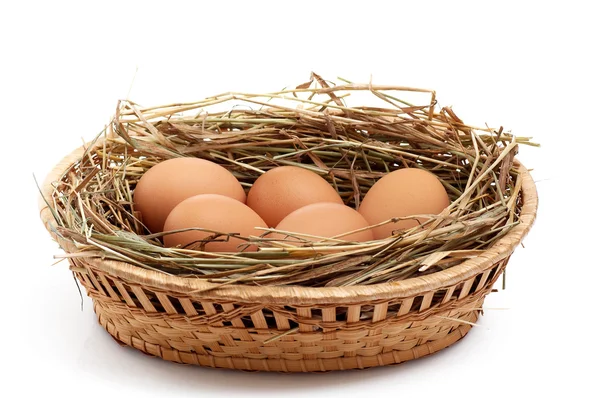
358;168;450;239
133;157;246;233
247;166;343;227
163;194;267;252
274;202;373;243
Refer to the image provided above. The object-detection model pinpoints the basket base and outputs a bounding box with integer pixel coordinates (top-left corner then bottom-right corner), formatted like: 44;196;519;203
95;302;477;373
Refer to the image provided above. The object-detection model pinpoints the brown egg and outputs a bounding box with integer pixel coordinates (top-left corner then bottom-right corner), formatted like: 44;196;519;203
274;202;373;243
133;157;246;233
163;194;267;252
247;166;343;227
358;168;450;239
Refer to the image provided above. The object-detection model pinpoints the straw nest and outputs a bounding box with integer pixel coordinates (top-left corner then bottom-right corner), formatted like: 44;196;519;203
42;73;536;289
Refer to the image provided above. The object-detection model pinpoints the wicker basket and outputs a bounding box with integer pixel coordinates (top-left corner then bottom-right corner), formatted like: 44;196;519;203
39;140;537;372
39;74;538;372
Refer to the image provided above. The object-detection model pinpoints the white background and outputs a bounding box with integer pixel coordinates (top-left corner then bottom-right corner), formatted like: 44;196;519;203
2;1;598;396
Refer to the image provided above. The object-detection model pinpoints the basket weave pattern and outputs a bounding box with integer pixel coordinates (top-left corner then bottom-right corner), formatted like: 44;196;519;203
86;259;503;372
41;141;537;372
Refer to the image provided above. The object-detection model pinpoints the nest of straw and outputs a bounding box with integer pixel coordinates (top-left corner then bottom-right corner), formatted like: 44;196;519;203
44;73;536;288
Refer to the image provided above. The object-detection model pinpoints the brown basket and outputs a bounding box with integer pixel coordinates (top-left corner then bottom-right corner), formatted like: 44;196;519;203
39;140;537;372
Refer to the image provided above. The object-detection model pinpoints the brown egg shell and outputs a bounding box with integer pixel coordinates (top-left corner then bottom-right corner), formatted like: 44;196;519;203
247;166;343;227
163;194;267;252
133;157;246;233
358;168;450;239
274;202;374;244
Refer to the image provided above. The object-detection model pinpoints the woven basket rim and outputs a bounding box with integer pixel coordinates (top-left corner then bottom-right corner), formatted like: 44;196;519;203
39;139;538;305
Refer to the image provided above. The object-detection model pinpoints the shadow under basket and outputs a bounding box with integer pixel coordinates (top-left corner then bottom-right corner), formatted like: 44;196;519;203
39;145;537;374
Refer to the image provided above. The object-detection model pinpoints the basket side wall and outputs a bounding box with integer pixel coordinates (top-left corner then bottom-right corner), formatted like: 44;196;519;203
67;255;509;372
